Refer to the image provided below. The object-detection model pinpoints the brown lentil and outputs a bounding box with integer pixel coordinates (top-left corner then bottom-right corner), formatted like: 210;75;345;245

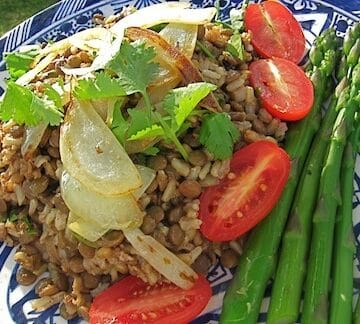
78;243;95;259
188;150;208;167
146;205;164;223
78;51;92;64
66;55;82;68
183;133;201;148
168;224;185;246
141;215;156;235
167;206;183;224
16;267;37;286
178;179;202;199
220;249;239;268
192;253;212;274
147;155;167;170
82;272;100;290
98;230;124;247
69;256;85;273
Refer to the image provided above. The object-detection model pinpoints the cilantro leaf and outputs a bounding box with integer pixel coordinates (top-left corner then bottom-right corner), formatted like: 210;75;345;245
163;82;217;131
127;108;154;138
111;102;130;145
128;124;164;141
74;72;126;100
199;113;240;160
107;40;159;96
0;82;63;126
44;84;62;109
4;48;38;80
226;33;245;61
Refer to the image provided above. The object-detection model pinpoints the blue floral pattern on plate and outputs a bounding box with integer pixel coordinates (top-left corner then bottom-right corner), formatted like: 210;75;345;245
0;0;359;323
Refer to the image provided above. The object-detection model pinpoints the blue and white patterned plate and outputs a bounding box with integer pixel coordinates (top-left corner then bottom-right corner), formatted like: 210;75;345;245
0;1;359;323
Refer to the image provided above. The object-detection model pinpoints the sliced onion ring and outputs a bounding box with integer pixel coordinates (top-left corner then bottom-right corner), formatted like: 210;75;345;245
123;228;198;289
60;170;144;230
59;99;141;195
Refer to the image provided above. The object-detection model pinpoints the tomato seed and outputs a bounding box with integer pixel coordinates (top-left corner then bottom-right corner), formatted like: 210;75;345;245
236;211;244;218
227;172;236;180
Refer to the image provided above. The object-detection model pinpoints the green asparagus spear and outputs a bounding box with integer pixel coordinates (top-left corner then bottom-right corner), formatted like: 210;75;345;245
337;22;360;79
302;60;360;324
343;23;360;57
219;30;337;324
266;27;360;324
330;110;359;324
310;28;339;67
267;76;346;324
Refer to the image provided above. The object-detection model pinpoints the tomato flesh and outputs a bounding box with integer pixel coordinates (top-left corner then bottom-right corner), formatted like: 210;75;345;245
245;1;305;63
249;57;314;121
89;275;211;324
199;141;290;242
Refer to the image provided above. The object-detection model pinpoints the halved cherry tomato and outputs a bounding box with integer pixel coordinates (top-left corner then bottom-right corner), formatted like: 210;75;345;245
249;57;314;121
199;141;290;242
244;1;305;63
89;275;211;324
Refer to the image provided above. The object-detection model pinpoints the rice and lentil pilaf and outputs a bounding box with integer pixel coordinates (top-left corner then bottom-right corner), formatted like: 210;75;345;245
0;7;287;320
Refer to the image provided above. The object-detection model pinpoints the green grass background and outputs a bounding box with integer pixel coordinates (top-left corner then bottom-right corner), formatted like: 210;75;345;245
0;0;58;36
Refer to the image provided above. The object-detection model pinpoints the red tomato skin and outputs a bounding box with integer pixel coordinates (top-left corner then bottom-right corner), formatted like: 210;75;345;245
199;141;290;242
89;275;212;324
249;57;314;121
245;1;305;64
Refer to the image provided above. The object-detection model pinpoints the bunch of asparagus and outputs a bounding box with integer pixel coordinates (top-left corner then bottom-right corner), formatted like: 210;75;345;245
220;22;360;324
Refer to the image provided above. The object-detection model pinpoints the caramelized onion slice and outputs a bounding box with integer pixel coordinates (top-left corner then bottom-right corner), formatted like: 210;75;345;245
59;99;141;195
61;170;144;230
126;27;221;112
159;23;198;59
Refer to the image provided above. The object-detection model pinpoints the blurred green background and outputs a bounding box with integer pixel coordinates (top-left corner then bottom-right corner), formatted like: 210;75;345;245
0;0;58;36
